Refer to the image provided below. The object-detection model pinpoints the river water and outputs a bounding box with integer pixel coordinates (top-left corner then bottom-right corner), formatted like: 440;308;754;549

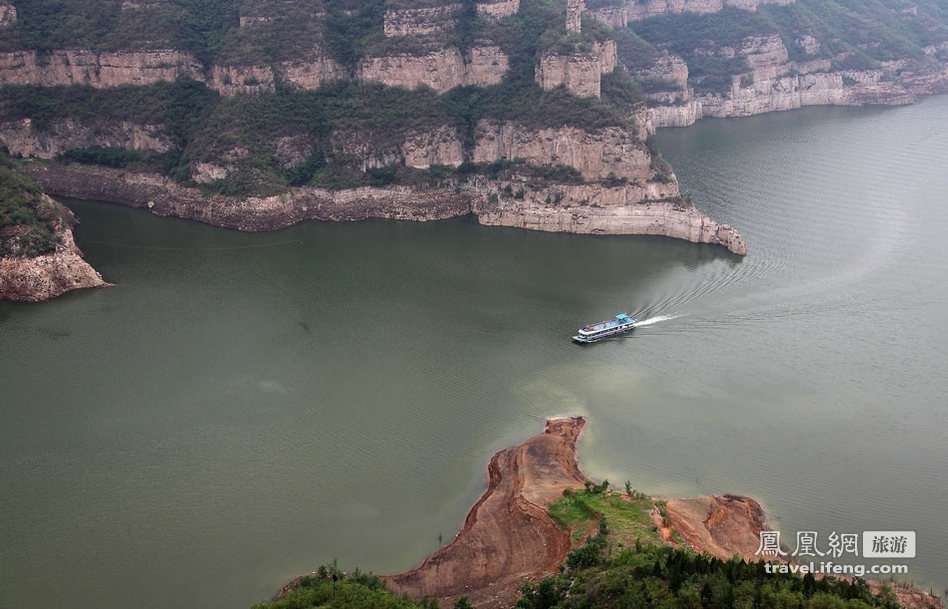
2;96;947;608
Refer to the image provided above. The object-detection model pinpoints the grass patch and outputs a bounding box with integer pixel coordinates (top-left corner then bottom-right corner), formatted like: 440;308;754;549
549;487;661;548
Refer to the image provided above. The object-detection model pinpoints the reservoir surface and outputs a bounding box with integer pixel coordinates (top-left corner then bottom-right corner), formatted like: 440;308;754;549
2;95;947;608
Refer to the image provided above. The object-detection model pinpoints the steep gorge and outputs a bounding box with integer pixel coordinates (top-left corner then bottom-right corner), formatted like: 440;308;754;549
3;0;946;260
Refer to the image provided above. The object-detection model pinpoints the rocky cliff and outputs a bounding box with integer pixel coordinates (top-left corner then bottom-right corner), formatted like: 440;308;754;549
20;163;747;255
473;119;650;180
591;0;793;28
474;181;746;254
637;33;947;128
0;49;203;88
0;1;15;26
0;197;106;302
359;45;509;93
536;40;617;98
477;0;520;19
0;118;173;159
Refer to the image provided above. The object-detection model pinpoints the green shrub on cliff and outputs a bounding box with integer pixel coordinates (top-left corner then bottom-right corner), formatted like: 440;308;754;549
0;151;60;257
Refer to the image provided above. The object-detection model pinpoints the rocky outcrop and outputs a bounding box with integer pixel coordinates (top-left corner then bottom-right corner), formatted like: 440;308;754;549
383;4;461;37
476;0;519;19
648;100;703;127
0;1;15;26
280;51;348;90
0;46;345;94
0;118;173;159
0;49;204;87
359;45;508;93
697;70;915;119
634;54;690;104
473;118;651;181
207;64;275;95
474;184;747;255
646;34;925;128
589;0;793;28
0;198;106;302
535;40;617;98
20;164;746;254
331;126;464;171
20;164;475;231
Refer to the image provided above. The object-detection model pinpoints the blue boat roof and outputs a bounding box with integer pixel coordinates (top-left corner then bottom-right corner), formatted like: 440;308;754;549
581;314;634;331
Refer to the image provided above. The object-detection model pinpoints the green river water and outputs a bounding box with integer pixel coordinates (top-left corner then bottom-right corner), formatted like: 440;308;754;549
2;95;947;608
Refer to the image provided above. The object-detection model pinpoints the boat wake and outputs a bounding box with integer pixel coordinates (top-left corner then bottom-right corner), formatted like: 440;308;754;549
634;314;679;327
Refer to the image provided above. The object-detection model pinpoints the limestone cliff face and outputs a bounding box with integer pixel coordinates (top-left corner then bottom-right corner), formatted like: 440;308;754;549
473;119;653;181
281;51;348;90
633;54;690;104
645;34;927;127
207;64;275;95
698;69;915;119
260;118;657;181
0;49;203;87
21;163;747;255
648;100;703;127
0;1;15;26
384;4;461;37
590;0;793;28
0;118;173;158
359;46;508;93
535;40;617;98
0;198;106;302
330;126;465;171
21;164;475;231
477;0;520;19
473;181;746;254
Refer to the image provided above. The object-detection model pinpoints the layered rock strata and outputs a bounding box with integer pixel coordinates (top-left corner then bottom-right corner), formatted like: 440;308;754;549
590;0;794;28
20;164;748;255
535;40;617;98
636;35;946;128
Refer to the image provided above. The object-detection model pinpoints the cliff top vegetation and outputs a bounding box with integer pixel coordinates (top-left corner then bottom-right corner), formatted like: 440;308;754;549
0;149;61;257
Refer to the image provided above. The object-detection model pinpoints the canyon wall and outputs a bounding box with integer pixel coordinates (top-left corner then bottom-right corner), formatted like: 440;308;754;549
0;118;173;159
590;0;793;28
0;1;15;26
359;46;508;93
20;162;746;255
473;119;651;181
535;40;617;98
384;4;461;37
477;0;520;19
640;34;945;128
0;49;203;88
475;187;746;254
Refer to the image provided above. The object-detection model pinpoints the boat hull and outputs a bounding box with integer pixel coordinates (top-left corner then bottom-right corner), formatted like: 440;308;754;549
572;325;635;343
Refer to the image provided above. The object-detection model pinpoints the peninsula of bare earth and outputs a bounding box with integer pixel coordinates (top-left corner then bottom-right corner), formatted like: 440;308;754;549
265;418;943;609
1;0;942;301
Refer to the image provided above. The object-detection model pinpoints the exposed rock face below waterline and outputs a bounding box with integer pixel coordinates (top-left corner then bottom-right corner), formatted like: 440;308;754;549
21;165;748;255
477;198;746;255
